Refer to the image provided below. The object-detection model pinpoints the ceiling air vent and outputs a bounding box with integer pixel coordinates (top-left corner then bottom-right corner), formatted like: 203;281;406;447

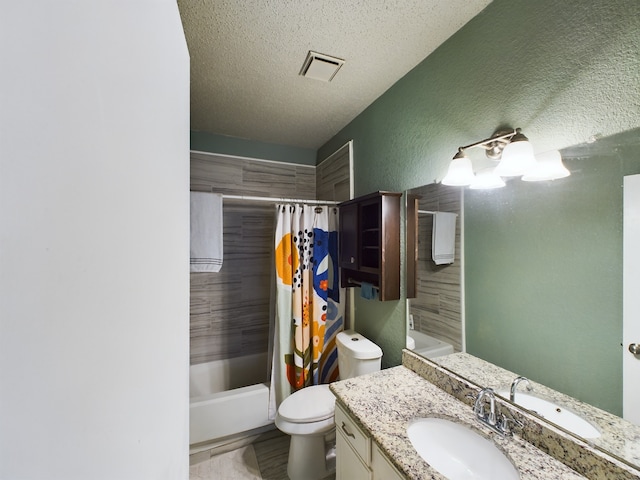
299;51;345;82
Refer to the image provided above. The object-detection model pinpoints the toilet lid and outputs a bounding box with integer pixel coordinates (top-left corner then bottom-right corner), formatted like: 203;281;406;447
278;384;336;423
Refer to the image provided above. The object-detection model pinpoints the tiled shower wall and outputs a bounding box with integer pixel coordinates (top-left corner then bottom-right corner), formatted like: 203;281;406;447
316;143;351;202
190;149;350;366
409;184;463;351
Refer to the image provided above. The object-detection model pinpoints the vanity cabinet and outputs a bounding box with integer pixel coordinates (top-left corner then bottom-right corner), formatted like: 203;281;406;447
335;404;404;480
339;191;401;301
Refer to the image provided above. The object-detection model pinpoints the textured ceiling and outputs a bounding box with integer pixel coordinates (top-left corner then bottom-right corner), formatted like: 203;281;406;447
177;0;492;149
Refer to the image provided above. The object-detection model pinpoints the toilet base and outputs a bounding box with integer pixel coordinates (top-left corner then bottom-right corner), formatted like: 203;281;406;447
286;430;336;480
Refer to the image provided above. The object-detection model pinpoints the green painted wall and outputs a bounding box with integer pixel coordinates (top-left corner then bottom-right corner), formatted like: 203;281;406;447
318;0;640;410
191;130;316;165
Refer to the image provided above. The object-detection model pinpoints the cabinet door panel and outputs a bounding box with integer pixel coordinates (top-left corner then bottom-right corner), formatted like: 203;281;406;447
336;430;372;480
339;202;359;268
359;199;381;270
372;443;405;480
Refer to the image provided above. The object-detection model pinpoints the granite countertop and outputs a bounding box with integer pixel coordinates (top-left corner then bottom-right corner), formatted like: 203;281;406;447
330;366;587;480
436;353;640;468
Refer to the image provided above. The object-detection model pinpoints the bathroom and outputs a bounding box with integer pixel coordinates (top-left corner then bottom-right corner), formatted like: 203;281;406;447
186;0;640;477
2;1;640;480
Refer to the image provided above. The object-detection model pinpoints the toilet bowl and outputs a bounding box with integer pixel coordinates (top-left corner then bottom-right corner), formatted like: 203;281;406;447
275;385;336;480
275;330;383;480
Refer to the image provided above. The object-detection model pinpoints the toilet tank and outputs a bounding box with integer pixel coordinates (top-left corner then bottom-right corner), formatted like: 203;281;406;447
336;330;383;380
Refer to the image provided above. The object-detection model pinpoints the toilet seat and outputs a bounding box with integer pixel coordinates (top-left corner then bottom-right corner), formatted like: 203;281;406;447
275;385;336;435
278;385;335;423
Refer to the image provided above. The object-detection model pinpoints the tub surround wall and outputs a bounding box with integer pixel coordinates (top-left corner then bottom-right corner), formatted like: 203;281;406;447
190;152;316;365
189;150;350;366
189;353;269;397
316;143;352;202
409;183;462;351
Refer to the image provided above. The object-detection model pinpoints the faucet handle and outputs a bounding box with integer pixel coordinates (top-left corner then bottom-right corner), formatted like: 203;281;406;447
487;409;497;426
498;411;524;435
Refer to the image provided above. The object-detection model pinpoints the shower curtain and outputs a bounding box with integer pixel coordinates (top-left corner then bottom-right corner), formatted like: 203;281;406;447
269;204;344;418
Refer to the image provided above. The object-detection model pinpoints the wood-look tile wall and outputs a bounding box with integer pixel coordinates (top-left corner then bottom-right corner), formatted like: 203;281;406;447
316;143;351;202
409;184;463;351
190;151;350;365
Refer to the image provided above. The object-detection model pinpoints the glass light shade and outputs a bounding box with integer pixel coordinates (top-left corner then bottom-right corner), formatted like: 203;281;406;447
495;137;536;177
469;169;506;189
522;150;570;182
441;156;475;186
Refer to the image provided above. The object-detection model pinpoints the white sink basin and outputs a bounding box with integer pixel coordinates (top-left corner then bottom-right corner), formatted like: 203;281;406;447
407;417;520;480
497;390;601;439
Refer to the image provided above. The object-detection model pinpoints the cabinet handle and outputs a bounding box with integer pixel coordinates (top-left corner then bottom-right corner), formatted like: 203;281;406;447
341;421;356;439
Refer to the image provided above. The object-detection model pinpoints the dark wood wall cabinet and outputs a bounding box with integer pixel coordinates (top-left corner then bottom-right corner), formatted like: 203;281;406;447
339;191;402;301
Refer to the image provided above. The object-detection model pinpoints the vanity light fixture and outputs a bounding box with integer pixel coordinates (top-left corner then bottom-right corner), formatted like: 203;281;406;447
441;128;570;188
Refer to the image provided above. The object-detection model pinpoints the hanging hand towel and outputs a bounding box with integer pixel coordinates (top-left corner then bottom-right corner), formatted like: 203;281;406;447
432;212;457;265
190;192;223;272
360;282;378;300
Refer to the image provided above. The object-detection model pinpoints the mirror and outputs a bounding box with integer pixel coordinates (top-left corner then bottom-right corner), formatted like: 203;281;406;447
406;127;640;469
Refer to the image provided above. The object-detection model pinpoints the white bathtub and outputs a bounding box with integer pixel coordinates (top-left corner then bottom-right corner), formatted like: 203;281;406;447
190;353;272;445
406;330;454;359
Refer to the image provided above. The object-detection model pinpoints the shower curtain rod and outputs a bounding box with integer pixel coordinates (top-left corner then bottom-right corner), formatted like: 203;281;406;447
220;193;341;205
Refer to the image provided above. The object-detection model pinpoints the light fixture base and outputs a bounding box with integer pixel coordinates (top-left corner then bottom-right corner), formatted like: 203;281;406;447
485;129;517;160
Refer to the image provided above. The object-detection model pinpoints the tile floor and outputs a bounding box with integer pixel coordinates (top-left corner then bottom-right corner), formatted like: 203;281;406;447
190;446;261;480
190;430;335;480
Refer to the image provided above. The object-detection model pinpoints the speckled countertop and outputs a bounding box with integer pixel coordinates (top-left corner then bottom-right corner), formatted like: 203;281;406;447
436;353;640;469
330;365;587;480
401;351;640;480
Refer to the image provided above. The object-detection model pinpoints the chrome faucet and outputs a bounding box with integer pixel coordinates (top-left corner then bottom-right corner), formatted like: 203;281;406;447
474;387;523;436
474;387;497;425
509;376;532;402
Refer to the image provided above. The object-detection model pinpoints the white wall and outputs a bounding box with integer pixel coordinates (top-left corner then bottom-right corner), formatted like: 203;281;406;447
0;2;190;479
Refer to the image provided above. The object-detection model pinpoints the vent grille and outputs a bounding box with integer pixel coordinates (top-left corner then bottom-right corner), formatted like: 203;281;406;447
299;51;345;82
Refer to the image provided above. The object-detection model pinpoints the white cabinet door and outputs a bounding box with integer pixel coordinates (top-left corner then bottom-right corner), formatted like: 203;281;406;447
336;430;371;480
624;174;640;425
371;444;405;480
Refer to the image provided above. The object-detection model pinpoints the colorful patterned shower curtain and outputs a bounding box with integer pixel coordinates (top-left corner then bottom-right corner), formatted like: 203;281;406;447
269;204;344;418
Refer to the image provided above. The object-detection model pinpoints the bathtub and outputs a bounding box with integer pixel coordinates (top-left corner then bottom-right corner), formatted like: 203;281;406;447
406;330;454;359
190;352;272;446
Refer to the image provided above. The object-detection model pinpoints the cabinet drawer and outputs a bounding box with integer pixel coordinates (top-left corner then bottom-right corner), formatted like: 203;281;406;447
335;404;371;463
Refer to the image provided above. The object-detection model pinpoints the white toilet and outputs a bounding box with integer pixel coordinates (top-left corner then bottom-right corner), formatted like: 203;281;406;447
275;330;383;480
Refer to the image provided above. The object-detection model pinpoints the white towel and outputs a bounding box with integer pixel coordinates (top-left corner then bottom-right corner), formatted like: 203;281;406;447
432;212;457;265
190;192;223;272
